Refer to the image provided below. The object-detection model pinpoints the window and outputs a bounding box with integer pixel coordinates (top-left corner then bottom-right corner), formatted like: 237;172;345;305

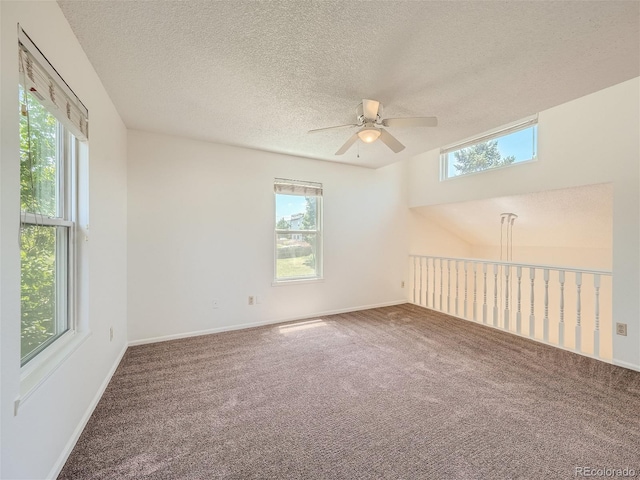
274;179;323;282
441;117;537;179
18;28;88;366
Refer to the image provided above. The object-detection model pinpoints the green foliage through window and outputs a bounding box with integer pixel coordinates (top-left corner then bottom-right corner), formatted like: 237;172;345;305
275;186;322;281
20;85;69;364
20;86;58;216
453;140;516;175
442;123;537;179
20;225;59;359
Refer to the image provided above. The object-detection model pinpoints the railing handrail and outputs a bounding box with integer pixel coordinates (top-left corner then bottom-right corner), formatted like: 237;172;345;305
409;254;612;276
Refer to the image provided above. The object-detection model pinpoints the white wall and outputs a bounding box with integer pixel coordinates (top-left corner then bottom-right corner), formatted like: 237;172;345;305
470;245;612;270
127;131;408;343
0;2;128;479
409;211;471;258
407;78;640;369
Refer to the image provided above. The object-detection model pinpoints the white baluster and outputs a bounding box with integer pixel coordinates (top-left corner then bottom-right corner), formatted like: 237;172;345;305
493;264;499;327
529;268;536;337
464;262;468;319
594;274;601;357
419;257;423;306
455;261;459;316
473;263;478;322
543;269;550;343
432;258;436;309
575;272;582;352
447;260;451;313
516;266;522;334
558;270;565;347
482;264;488;324
504;265;510;331
412;256;417;304
425;257;430;308
439;258;444;311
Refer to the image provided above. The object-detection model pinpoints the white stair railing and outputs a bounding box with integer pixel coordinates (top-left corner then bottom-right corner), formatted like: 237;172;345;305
409;255;612;360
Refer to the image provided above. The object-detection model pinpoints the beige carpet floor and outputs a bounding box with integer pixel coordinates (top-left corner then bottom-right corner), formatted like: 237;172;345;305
59;303;640;479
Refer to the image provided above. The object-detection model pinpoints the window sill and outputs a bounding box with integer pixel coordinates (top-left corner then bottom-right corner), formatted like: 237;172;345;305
17;329;91;415
272;277;324;287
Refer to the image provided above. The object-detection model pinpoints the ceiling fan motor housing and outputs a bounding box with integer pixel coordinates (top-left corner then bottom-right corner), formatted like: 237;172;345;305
357;102;383;124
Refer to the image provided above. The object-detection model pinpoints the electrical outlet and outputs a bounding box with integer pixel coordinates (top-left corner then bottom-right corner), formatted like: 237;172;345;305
401;281;405;288
212;299;219;309
616;323;627;336
109;326;114;341
248;296;255;305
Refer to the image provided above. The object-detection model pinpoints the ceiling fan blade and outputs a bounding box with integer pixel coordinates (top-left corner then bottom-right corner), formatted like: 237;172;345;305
335;133;359;155
379;128;405;153
362;99;380;121
382;116;438;128
308;124;358;134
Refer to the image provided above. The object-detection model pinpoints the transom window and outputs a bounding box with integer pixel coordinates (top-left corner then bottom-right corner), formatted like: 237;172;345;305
274;179;323;282
441;117;537;180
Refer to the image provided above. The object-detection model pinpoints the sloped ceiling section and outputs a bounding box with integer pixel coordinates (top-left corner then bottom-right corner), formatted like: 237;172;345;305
413;183;613;249
57;1;639;168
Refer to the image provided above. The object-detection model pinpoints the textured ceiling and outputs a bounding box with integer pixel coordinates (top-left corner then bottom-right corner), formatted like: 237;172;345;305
57;1;639;168
413;183;613;249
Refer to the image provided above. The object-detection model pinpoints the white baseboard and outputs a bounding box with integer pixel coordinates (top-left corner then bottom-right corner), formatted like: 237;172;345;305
47;343;128;480
128;300;407;347
612;359;640;372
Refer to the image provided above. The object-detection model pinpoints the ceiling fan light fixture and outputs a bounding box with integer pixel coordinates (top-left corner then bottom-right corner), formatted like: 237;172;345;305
357;127;381;144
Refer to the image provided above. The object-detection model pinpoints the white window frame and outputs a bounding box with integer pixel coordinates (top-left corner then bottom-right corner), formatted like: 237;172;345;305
19;120;78;368
273;179;323;284
15;27;90;410
440;116;538;181
18;127;87;411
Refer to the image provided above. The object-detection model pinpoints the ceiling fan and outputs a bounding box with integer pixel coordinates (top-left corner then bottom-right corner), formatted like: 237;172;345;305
308;99;438;155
